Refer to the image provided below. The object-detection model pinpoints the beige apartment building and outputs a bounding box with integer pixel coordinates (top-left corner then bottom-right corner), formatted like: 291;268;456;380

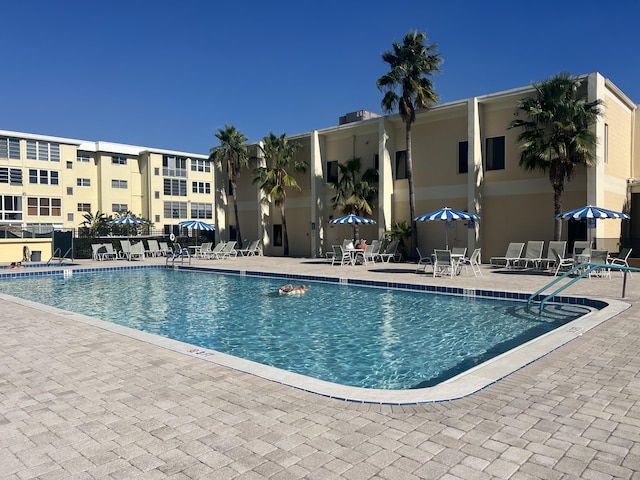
1;71;638;262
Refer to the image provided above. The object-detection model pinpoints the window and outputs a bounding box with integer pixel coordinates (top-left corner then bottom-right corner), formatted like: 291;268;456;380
192;181;211;194
0;195;22;220
67;187;73;195
0;136;20;159
326;161;338;183
67;213;74;222
0;167;23;185
191;202;213;219
162;155;187;177
27;197;61;216
77;178;91;187
163;201;187;219
29;169;59;185
164;178;187;196
273;224;283;247
458;141;469;174
154;167;160;176
395;150;407;179
155;215;160;223
604;123;608;164
111;155;127;165
26;140;60;162
191;159;211;172
77;203;91;212
485;136;505;171
154;191;160;199
112;203;128;213
77;153;91;163
66;161;73;169
112;179;128;189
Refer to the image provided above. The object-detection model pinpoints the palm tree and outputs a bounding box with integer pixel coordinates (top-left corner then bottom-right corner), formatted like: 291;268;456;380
377;30;442;258
80;210;109;238
329;156;378;241
210;125;249;249
253;132;305;256
509;73;603;240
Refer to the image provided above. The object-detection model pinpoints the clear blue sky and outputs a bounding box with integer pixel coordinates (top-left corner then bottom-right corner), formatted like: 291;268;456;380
2;0;639;155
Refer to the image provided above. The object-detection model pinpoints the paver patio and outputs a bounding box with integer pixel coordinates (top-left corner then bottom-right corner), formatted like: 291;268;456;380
0;256;638;479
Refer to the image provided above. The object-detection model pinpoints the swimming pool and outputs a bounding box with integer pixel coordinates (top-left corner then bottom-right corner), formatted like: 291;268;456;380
1;268;592;391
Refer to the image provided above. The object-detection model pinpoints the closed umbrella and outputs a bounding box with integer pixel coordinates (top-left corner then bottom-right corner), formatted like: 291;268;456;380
329;214;376;242
415;207;480;250
555;205;629;246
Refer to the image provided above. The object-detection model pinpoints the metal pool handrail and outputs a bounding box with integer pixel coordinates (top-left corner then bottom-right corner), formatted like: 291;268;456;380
528;262;640;312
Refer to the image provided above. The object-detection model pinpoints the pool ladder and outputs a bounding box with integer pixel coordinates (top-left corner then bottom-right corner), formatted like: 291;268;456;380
527;262;640;312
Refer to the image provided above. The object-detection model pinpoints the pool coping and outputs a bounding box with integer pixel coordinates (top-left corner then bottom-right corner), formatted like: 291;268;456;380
0;263;630;405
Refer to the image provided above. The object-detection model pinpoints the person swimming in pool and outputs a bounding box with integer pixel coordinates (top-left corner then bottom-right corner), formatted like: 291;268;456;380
7;261;23;269
279;284;310;295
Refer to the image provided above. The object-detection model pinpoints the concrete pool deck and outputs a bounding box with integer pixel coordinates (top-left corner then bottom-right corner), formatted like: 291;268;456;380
1;256;639;478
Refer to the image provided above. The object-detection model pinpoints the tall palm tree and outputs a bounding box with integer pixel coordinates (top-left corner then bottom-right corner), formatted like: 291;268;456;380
377;30;442;258
509;73;603;240
253;132;305;256
329;156;378;241
210;125;249;248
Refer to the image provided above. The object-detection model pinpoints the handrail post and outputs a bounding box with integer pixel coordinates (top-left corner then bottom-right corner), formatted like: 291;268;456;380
622;270;627;298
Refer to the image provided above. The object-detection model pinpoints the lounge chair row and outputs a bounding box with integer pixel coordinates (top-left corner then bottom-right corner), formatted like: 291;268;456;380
193;241;238;260
490;241;633;277
91;240;150;261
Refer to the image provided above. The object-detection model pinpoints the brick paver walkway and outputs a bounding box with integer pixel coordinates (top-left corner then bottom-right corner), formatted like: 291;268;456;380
0;257;638;479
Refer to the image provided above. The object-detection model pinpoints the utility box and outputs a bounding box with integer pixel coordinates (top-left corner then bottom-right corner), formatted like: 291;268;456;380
31;251;42;262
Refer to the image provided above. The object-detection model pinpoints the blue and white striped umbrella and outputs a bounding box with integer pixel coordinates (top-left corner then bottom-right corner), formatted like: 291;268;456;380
415;207;480;250
329;214;376;225
415;207;480;222
554;205;629;220
109;216;147;225
178;220;215;231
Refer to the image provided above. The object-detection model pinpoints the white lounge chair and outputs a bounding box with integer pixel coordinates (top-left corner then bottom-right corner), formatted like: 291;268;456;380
91;243;106;261
237;240;261;256
213;241;237;259
517;241;545;269
158;241;172;256
490;242;525;268
103;243;118;260
128;240;146;260
145;239;163;257
377;240;400;263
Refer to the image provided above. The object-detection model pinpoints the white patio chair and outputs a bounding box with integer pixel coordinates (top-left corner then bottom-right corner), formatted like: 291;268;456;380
415;248;433;273
355;244;376;266
433;249;455;278
331;245;353;266
377;240;401;263
553;249;575;276
608;248;633;278
539;241;567;270
588;250;610;279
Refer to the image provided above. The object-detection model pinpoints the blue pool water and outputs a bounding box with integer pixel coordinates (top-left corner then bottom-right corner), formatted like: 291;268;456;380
1;269;589;390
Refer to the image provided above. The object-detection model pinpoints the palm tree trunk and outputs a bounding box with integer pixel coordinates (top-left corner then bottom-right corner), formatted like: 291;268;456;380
231;180;243;249
406;121;417;259
281;204;289;256
553;185;563;241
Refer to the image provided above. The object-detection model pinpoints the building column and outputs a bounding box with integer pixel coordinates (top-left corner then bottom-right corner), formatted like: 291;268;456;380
588;72;606;246
467;97;483;250
378;118;394;237
310;131;324;258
